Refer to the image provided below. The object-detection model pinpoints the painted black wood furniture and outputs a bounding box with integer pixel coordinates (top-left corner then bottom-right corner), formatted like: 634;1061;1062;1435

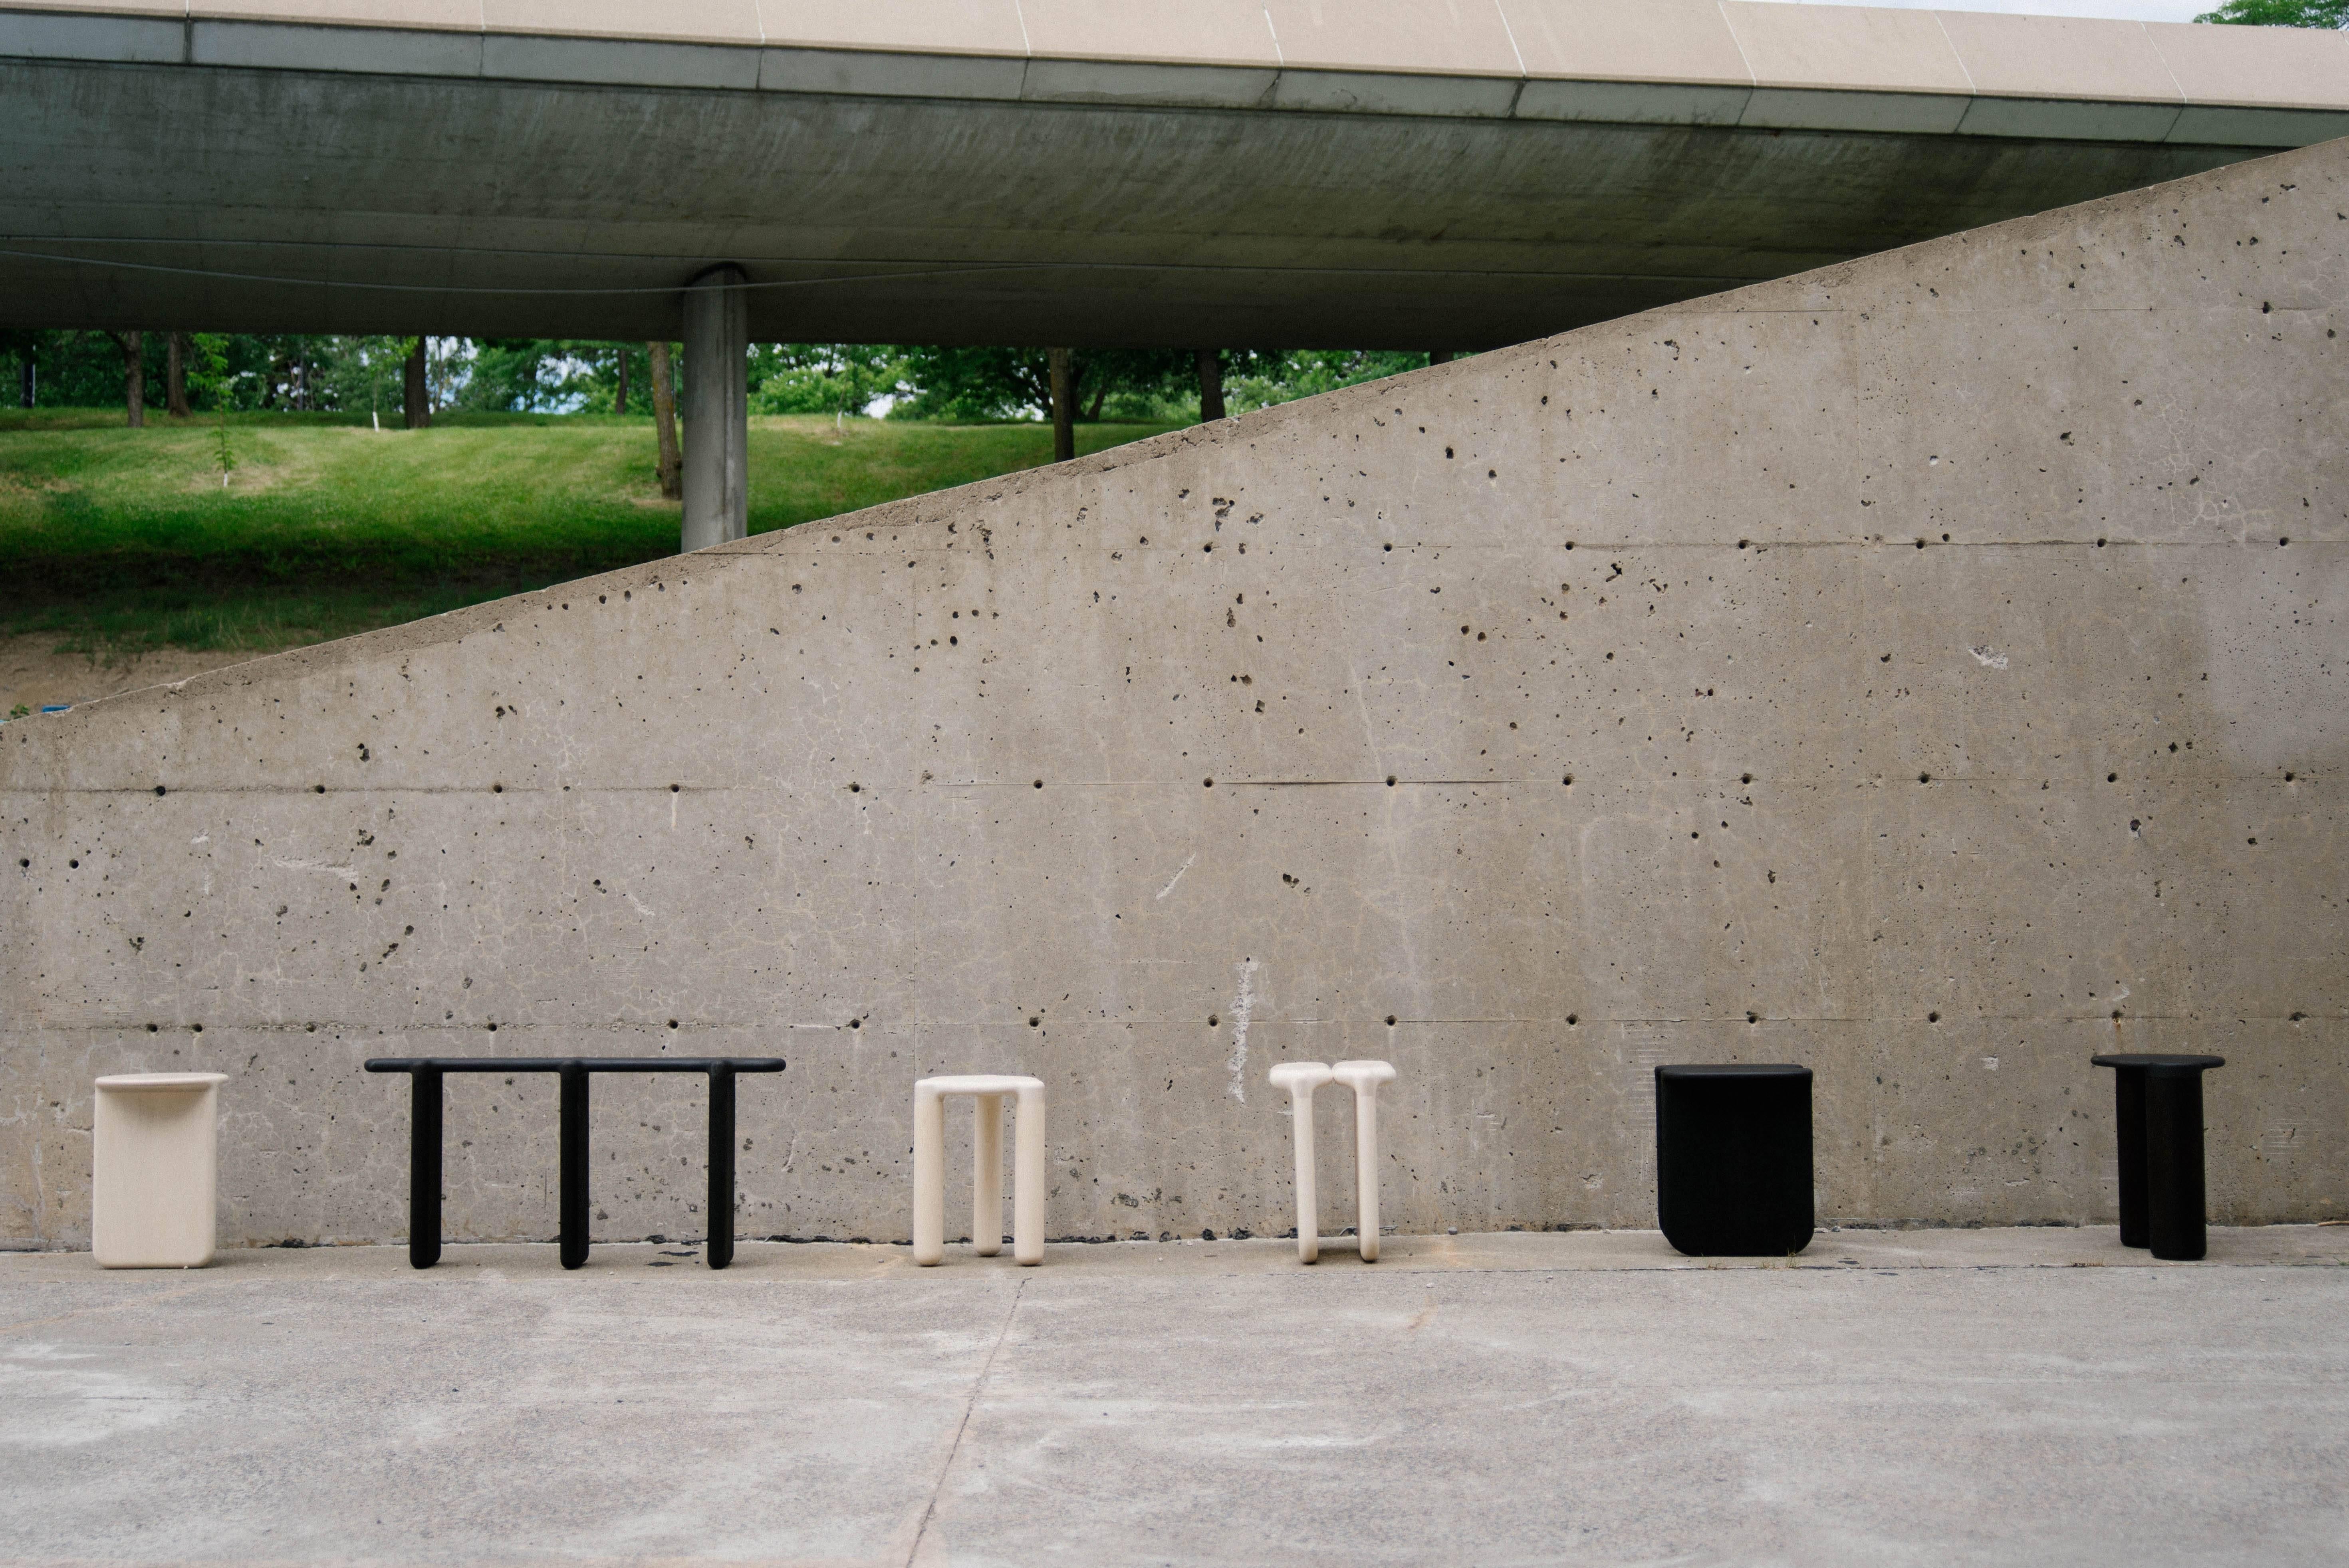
1655;1064;1814;1257
364;1057;784;1271
2092;1053;2224;1261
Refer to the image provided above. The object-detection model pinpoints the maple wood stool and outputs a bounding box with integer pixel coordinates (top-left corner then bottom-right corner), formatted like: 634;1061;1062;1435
2093;1054;2225;1261
1655;1063;1814;1257
913;1074;1046;1266
1270;1059;1396;1263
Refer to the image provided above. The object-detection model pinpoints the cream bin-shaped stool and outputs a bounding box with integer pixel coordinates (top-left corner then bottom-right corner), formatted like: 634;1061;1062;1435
913;1075;1046;1266
1270;1059;1396;1263
93;1073;230;1268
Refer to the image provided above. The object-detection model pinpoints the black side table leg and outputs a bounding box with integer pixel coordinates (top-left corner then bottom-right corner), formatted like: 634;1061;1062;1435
2111;1064;2149;1248
2146;1069;2209;1262
559;1061;590;1270
707;1063;736;1270
410;1066;443;1269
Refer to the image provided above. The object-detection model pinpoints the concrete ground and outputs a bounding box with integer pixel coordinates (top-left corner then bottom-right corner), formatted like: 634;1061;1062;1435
2;1227;2345;1568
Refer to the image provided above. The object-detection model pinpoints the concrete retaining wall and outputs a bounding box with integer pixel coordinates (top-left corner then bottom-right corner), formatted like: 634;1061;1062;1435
5;141;2345;1250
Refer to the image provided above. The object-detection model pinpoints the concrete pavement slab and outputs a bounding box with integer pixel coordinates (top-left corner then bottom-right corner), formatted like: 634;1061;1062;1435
1;1228;2343;1565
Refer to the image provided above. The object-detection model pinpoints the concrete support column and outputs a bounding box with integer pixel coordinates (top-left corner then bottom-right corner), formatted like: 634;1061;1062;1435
681;264;748;553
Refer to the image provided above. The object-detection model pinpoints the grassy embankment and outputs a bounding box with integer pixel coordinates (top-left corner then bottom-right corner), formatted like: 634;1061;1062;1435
0;409;1179;659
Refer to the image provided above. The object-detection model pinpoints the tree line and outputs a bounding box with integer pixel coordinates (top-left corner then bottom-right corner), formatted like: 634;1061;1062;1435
2;331;1446;470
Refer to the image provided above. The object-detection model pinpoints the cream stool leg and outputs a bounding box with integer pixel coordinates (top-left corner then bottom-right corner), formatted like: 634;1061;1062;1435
972;1093;1004;1257
1012;1081;1046;1265
913;1080;946;1266
1290;1086;1319;1263
1332;1061;1397;1263
1352;1077;1384;1262
1269;1064;1333;1263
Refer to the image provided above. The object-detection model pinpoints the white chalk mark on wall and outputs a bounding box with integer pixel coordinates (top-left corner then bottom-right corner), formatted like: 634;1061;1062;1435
1227;957;1259;1102
1156;854;1198;902
272;858;356;880
1968;645;2010;670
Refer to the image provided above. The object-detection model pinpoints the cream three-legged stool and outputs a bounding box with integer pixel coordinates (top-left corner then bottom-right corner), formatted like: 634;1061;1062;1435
1269;1059;1396;1263
913;1074;1046;1266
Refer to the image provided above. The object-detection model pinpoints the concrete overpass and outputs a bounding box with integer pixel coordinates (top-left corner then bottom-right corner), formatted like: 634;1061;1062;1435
7;0;2348;346
6;0;2348;542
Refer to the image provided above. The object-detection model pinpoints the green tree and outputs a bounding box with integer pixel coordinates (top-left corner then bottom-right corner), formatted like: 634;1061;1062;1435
890;347;1192;422
457;339;566;412
2195;0;2347;25
183;333;237;486
752;345;909;418
1224;350;1437;413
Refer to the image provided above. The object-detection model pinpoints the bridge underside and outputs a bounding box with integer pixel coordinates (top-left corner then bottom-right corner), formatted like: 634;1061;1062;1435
0;56;2284;345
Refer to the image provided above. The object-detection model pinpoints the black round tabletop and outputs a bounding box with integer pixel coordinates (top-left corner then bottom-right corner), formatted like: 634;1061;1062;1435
2091;1054;2224;1071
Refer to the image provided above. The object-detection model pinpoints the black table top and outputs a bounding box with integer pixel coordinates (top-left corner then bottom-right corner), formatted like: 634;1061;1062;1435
1654;1063;1811;1080
2091;1054;2224;1072
366;1057;785;1073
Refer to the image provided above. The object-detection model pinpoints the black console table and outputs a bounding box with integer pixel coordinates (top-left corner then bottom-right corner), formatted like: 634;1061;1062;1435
364;1057;785;1271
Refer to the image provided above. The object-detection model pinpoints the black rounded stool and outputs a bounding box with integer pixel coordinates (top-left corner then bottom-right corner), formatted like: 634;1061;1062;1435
2092;1053;2224;1261
1655;1064;1814;1257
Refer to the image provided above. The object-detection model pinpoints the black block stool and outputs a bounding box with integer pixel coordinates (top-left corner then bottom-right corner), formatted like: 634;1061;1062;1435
1655;1064;1814;1257
2092;1053;2224;1261
365;1057;784;1271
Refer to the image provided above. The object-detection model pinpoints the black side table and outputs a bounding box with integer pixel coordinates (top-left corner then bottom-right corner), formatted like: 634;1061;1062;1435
1655;1064;1814;1257
365;1057;785;1271
2092;1054;2224;1261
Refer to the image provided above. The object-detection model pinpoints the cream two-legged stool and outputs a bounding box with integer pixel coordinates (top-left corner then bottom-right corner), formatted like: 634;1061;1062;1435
1269;1059;1396;1263
913;1075;1046;1266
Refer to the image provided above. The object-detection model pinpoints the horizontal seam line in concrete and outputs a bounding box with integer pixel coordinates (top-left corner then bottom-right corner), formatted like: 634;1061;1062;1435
4;771;2324;793
28;1015;2341;1031
0;241;1788;294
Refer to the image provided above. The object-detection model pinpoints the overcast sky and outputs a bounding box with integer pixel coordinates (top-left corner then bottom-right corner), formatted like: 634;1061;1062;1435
1742;0;2217;22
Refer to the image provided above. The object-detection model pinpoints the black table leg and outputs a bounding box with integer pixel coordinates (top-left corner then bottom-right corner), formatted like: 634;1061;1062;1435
708;1062;736;1270
559;1060;590;1270
2146;1069;2209;1262
410;1066;443;1269
2111;1064;2149;1248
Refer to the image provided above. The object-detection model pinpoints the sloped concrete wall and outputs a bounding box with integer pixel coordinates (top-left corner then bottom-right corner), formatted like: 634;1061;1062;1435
5;142;2344;1251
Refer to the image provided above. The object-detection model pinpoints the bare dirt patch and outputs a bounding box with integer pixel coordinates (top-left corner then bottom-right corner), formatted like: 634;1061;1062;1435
0;634;259;717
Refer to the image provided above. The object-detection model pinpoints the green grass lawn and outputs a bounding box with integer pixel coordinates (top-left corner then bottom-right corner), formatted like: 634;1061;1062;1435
0;409;1179;658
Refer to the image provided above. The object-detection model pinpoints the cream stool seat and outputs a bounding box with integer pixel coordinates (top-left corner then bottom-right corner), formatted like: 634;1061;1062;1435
1270;1059;1396;1263
913;1074;1046;1266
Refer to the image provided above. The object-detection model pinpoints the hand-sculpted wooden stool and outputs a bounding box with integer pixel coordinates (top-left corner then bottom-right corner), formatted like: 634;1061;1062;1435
1269;1059;1396;1263
913;1074;1046;1266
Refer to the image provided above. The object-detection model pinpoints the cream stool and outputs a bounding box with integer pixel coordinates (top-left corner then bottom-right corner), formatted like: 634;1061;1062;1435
93;1072;230;1268
913;1075;1045;1266
1269;1059;1396;1263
